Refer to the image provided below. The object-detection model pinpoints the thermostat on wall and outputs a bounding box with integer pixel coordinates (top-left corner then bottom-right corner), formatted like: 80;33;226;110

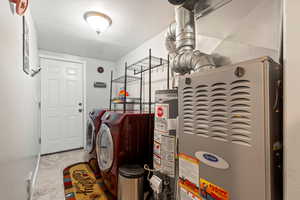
94;82;107;88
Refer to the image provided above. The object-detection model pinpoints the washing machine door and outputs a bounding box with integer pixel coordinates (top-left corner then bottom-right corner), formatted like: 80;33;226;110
96;124;114;172
85;117;95;153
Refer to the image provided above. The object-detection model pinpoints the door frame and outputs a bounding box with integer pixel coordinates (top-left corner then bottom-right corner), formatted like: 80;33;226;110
39;54;87;153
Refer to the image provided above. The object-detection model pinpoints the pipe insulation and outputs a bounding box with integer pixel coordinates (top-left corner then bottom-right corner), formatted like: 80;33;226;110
165;6;215;75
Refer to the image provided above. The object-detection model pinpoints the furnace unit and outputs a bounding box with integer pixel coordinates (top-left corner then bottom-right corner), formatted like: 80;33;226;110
178;57;282;200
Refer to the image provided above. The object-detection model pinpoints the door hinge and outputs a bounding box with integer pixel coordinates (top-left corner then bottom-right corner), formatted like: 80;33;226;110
38;137;41;145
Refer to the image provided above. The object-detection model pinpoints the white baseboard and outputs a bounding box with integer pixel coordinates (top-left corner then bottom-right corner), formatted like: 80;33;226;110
29;153;41;200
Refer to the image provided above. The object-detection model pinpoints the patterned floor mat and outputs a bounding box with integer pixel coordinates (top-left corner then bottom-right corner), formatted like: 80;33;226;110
63;159;113;200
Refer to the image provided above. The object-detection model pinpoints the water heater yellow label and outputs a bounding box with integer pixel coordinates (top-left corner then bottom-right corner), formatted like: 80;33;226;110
200;178;229;200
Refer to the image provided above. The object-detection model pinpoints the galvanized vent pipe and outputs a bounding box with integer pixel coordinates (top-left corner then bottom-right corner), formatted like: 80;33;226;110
165;5;215;75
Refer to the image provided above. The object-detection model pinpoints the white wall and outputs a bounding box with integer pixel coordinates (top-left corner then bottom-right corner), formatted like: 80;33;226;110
0;2;40;200
284;1;300;199
116;0;282;109
39;50;116;112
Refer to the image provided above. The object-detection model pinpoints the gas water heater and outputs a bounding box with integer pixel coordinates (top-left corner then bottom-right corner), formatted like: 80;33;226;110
177;57;283;200
151;90;178;200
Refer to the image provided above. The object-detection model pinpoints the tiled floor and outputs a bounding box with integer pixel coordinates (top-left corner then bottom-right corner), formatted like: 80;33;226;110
32;149;87;200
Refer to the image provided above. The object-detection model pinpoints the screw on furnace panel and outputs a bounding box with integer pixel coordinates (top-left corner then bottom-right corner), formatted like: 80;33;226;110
235;66;245;77
185;78;191;85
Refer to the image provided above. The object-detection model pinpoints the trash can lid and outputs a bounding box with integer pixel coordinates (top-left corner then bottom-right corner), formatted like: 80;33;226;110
119;165;145;179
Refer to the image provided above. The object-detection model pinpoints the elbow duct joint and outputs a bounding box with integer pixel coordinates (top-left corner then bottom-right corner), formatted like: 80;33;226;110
165;6;215;75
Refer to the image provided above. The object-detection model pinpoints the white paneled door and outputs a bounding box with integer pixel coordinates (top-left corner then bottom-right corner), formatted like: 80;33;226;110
41;57;84;154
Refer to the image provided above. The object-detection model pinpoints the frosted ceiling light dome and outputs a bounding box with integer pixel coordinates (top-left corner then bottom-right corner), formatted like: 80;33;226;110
84;11;112;34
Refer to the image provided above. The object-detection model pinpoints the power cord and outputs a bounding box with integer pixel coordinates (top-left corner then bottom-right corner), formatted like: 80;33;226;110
144;164;159;181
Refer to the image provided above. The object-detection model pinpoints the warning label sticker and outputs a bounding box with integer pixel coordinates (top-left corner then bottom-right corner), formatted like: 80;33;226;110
155;104;169;133
179;181;202;200
160;135;176;177
153;141;161;156
154;130;162;143
153;154;161;170
200;178;229;200
179;153;200;188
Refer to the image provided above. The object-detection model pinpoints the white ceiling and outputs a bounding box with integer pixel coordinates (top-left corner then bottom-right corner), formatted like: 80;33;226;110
31;0;174;61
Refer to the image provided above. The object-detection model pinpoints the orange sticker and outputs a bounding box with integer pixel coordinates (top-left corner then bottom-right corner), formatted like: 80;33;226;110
179;179;201;198
179;153;200;164
200;178;229;200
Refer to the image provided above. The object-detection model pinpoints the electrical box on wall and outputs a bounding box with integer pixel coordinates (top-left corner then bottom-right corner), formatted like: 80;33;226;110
177;57;283;200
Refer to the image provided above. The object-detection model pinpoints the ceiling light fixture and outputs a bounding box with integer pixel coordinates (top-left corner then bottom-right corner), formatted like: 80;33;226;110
84;11;112;35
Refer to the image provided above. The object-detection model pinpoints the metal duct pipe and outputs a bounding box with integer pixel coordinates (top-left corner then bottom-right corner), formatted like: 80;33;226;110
175;6;195;52
165;5;215;75
165;22;176;56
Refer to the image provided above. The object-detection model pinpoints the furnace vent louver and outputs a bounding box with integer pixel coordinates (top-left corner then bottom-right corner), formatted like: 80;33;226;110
230;79;252;146
195;84;209;137
210;82;228;142
183;86;194;135
182;71;254;146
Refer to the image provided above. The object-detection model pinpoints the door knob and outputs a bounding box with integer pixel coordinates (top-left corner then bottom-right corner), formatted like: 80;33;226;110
78;109;83;113
78;102;82;106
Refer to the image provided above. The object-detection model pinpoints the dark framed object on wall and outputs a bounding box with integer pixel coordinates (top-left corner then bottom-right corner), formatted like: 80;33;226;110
23;16;30;75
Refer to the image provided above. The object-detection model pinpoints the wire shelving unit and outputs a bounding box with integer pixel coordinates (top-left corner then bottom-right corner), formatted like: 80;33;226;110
109;49;170;113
